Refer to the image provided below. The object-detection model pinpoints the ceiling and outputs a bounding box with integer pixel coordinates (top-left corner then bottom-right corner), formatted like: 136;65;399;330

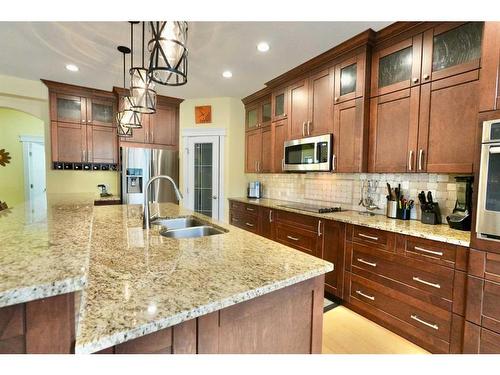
0;22;391;99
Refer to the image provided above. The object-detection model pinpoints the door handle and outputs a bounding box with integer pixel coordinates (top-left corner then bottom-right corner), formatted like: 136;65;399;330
307;121;311;135
317;220;322;237
332;154;336;171
282;158;285;171
418;149;424;171
269;210;273;223
302;122;306;137
408;150;414;171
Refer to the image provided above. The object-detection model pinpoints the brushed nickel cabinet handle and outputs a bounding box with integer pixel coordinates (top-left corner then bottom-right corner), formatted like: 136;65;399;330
357;258;377;267
246;207;255;212
410;314;438;330
282;158;285;171
332;154;336;171
423;74;430;80
408;150;414;171
302;122;306;137
245;222;254;227
307;121;311;135
413;276;441;289
356;290;375;301
418;149;424;171
414;246;443;257
287;235;299;241
269;210;273;223
317;220;322;237
358;233;379;241
412;77;419;83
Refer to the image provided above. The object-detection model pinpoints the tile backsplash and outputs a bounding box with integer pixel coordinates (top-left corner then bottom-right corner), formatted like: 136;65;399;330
245;173;468;222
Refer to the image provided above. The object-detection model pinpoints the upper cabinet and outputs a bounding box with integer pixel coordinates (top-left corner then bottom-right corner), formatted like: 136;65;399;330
479;22;500;112
54;94;86;124
288;68;334;139
87;98;115;127
245;97;272;131
272;87;287;121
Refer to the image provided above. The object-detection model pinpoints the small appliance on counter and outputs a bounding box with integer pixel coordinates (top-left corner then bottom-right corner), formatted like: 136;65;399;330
446;176;473;231
247;181;262;199
418;191;442;225
97;184;112;197
385;183;414;220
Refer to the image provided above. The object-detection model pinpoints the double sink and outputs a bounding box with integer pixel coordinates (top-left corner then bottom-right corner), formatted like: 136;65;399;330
151;216;227;239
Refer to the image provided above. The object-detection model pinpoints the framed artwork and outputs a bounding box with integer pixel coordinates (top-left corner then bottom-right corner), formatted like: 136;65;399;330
195;105;212;124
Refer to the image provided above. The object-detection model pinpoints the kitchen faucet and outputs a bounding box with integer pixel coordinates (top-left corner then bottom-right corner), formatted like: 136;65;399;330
143;175;183;230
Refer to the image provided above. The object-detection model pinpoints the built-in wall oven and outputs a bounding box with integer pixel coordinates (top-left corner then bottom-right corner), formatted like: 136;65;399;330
476;119;500;241
283;134;332;172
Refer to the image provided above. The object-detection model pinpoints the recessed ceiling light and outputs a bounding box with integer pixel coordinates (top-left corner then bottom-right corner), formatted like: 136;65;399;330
257;42;270;52
66;64;79;72
222;70;233;78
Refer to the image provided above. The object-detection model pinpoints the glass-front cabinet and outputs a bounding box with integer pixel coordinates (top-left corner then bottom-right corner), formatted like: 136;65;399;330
245;104;259;131
335;53;366;103
88;99;115;127
272;88;287;121
245;96;272;131
422;22;484;82
55;94;85;124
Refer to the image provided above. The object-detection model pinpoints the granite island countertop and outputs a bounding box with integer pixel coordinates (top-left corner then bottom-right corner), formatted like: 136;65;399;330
0;193;332;354
229;197;471;247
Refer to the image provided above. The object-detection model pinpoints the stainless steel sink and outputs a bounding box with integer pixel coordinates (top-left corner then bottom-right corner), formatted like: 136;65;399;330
159;226;226;239
151;216;206;230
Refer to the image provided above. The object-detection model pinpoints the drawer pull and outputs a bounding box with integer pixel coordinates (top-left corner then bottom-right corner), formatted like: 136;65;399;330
357;258;377;267
358;233;379;241
410;314;439;330
414;246;443;257
317;220;322;237
245;222;254;227
287;235;299;241
246;207;255;212
356;290;375;301
412;276;441;289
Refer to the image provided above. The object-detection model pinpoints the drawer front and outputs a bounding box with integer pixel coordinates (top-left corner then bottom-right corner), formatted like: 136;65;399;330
350;274;451;342
352;225;395;252
405;237;456;267
486;252;500;283
352;243;454;301
482;280;500;334
463;321;500;354
275;222;320;257
276;209;319;232
230;211;259;234
229;201;258;216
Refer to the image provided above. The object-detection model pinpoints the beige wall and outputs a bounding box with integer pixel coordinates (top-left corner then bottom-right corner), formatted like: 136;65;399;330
0;74;119;197
179;97;246;222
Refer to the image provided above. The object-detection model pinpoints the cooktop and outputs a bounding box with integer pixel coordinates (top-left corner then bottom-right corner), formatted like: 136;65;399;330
277;202;344;214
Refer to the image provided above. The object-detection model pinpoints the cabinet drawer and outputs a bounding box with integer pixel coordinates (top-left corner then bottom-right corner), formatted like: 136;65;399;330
352;243;454;301
352;225;395;252
275;222;321;258
229;201;258;216
468;249;500;283
405;237;456;267
350;274;451;342
463;321;500;354
230;211;259;234
275;210;319;232
466;277;500;334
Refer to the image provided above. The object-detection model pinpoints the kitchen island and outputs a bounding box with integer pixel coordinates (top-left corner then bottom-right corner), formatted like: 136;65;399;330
0;194;332;354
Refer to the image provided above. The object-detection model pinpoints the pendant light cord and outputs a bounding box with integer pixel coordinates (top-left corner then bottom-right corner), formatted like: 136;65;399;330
130;22;134;71
122;51;126;88
142;22;145;68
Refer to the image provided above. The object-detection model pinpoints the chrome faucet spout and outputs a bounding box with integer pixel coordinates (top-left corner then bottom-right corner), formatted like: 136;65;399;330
144;175;183;230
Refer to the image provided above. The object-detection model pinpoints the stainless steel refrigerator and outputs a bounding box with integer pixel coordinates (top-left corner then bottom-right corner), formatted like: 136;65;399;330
121;147;179;205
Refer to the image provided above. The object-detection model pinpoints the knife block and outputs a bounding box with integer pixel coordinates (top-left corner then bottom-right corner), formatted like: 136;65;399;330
421;203;442;225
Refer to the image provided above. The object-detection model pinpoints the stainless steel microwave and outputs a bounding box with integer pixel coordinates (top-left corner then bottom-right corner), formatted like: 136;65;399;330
476;119;500;241
283;134;332;172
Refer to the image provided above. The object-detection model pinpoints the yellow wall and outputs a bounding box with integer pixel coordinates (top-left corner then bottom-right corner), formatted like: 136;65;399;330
0;74;119;198
179;97;246;222
0;108;44;206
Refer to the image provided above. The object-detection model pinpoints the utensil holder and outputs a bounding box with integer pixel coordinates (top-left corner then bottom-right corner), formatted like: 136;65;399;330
397;207;411;220
386;201;398;218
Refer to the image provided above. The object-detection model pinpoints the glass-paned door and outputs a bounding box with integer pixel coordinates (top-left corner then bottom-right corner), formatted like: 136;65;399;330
186;136;220;219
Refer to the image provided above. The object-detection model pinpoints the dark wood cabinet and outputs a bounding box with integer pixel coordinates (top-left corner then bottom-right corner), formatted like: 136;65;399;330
479;22;500;112
245;97;271;131
87;125;118;164
245;128;262;173
273;119;287;172
272;87;287;121
323;220;345;298
51;121;87;163
288;79;310;139
87;97;115;127
259;207;275;240
260;126;273;173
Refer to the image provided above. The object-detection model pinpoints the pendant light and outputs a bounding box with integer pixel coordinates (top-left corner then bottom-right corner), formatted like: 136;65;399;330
130;22;157;114
148;21;188;86
116;45;141;135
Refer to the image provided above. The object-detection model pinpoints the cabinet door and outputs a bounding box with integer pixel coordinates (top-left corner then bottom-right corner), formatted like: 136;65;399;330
288;79;309;139
272;88;287;121
323;220;345;298
479;22;500;112
150;106;178;147
371;35;423;96
421;22;483;84
463;321;500;354
245;103;260;131
87;98;115;127
121;114;148;144
51;121;87;163
259;207;275;240
260;100;272;128
52;93;86;124
418;70;479;173
465;276;500;335
333;98;366;173
273;120;287;172
308;68;334;136
368;87;420;172
260;126;272;173
245;129;262;173
88;126;118;164
334;53;365;103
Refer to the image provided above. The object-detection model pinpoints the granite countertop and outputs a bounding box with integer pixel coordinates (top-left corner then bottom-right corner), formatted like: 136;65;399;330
0;193;332;353
229;197;471;247
0;194;94;307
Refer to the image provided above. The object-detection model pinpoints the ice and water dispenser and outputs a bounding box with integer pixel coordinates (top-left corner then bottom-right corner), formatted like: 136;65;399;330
126;168;143;194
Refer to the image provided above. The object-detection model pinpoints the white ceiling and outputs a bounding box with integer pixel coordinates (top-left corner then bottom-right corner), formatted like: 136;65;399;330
0;22;391;99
